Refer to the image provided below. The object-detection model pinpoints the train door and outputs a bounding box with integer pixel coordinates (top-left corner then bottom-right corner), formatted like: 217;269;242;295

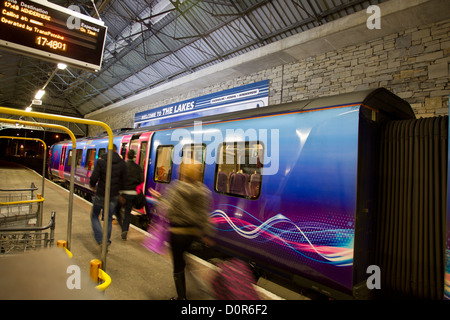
120;134;132;159
64;147;73;181
58;144;67;179
127;132;153;215
137;132;152;194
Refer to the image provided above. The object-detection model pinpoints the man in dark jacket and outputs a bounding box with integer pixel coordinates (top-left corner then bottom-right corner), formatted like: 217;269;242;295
118;149;144;240
90;144;127;246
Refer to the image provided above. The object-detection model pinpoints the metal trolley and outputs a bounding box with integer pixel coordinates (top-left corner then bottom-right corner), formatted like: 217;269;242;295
0;183;43;229
0;211;55;255
0;183;53;255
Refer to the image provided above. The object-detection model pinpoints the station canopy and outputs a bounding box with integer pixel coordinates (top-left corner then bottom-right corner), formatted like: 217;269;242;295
0;0;387;120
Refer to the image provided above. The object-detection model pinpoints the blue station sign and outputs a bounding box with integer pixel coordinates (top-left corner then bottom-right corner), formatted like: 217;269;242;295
134;80;269;128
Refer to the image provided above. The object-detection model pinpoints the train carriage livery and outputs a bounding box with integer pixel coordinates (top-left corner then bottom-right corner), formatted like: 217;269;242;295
48;88;449;300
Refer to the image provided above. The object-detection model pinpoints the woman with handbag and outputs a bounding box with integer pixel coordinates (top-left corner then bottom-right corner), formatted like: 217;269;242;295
119;149;144;240
149;165;214;300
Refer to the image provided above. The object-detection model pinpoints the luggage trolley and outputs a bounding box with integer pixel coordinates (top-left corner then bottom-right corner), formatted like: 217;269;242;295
0;183;42;229
0;212;55;255
0;135;48;228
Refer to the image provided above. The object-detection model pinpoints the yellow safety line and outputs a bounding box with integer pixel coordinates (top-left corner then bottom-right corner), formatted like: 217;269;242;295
64;248;73;258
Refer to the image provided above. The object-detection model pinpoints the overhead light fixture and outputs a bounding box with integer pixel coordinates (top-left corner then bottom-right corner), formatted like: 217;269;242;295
25;106;32;112
34;89;45;99
57;63;67;70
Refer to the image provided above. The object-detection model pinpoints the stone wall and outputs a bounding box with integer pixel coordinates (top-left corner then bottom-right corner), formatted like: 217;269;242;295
92;18;450;135
274;18;450;118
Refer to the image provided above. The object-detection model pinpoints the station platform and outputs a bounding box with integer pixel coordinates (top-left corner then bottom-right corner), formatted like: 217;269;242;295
0;160;288;300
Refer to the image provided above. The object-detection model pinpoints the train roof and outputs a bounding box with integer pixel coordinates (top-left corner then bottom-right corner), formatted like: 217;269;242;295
74;88;414;141
126;87;414;133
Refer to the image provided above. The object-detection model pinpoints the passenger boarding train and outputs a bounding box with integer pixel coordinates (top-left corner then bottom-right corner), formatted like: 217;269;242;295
48;88;449;300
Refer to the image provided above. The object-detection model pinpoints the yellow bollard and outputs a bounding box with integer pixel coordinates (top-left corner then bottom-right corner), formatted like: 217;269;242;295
57;240;73;258
90;259;102;283
90;259;111;291
57;240;67;248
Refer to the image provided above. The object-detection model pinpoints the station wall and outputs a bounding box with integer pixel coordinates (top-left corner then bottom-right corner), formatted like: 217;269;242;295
90;17;450;136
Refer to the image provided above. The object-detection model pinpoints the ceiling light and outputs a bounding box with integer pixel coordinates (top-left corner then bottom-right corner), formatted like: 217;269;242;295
34;89;45;99
57;63;67;70
25;106;32;112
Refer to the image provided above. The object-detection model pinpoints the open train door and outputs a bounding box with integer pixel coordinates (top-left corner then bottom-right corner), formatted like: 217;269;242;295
119;134;132;159
446;95;450;300
127;132;153;219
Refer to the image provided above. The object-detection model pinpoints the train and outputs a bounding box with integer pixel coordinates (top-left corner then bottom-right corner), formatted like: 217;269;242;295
48;87;449;300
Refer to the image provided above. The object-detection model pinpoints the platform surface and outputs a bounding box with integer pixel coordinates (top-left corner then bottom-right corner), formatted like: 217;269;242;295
0;161;284;300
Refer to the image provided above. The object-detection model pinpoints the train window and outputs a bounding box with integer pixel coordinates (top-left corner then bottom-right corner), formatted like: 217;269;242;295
67;149;72;167
139;142;148;170
179;144;206;183
75;149;83;168
154;145;173;183
98;148;106;159
129;136;140;158
214;141;263;199
85;149;96;171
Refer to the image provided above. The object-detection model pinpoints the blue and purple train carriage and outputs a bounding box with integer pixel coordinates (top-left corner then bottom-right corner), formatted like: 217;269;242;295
48;88;450;300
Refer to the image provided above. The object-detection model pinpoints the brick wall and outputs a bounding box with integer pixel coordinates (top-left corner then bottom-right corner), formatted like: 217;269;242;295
96;18;450;134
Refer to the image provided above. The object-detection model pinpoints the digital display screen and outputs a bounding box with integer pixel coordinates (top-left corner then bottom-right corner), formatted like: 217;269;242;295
0;0;107;71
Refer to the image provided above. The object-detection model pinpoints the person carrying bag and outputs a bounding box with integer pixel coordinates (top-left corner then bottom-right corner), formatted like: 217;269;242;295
148;165;214;300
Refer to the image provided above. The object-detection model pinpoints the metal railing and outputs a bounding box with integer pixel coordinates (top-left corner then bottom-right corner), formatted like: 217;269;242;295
0;118;76;239
0;136;47;226
0;110;113;271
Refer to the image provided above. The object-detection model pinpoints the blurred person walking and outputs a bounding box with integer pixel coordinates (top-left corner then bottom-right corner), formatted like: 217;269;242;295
90;144;127;247
149;165;214;300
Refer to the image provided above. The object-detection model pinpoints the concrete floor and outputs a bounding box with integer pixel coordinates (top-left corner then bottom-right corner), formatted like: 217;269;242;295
0;161;282;300
0;161;210;299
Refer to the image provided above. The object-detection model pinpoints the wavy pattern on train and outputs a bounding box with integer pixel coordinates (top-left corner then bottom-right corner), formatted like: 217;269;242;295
210;205;354;266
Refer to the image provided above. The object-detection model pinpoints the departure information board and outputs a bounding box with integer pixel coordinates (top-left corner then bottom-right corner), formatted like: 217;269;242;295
0;0;107;71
